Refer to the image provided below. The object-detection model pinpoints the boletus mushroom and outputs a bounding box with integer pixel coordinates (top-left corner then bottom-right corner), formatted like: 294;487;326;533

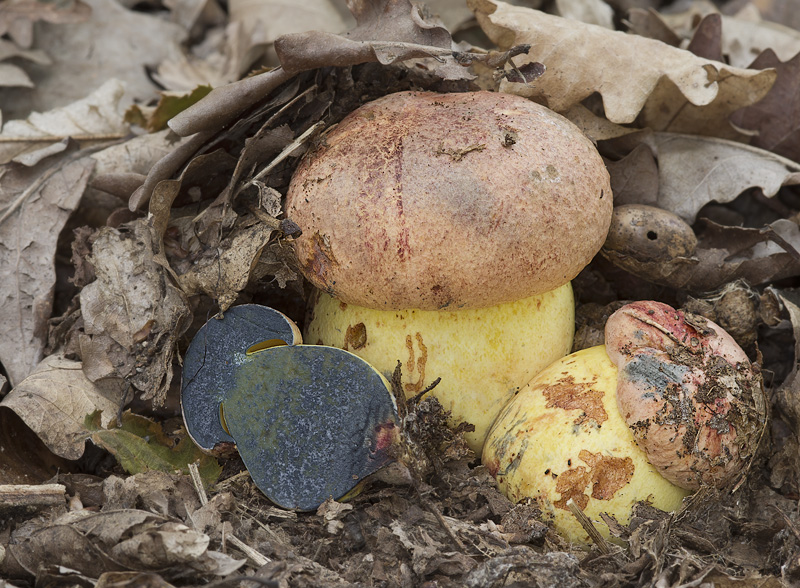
483;301;767;544
289;90;612;452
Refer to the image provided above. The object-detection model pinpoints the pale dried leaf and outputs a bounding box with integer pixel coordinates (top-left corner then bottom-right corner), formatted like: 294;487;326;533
0;153;94;385
176;222;276;310
0;63;33;88
662;5;800;69
0;355;126;460
0;0;185;121
0;79;128;165
0;0;90;48
229;0;350;63
470;0;775;127
78;220;191;403
651;133;800;221
555;0;613;29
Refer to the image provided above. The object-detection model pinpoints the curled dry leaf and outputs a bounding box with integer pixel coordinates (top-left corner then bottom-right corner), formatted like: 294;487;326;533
78;219;191;404
0;151;94;386
0;355;126;460
602;132;800;222
470;0;775;131
731;50;800;163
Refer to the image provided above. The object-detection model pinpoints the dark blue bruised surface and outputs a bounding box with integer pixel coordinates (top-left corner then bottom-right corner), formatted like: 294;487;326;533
181;305;301;452
222;345;399;511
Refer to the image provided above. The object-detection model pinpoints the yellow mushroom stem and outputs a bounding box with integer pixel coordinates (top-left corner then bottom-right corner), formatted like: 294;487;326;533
304;283;575;453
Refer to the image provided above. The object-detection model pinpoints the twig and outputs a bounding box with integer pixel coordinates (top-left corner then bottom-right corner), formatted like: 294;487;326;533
188;462;208;506
566;498;611;554
421;496;465;550
241;121;325;191
226;532;271;567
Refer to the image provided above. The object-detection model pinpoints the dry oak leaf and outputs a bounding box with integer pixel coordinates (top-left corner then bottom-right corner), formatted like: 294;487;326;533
78;219;191;404
176;221;276;310
469;0;776;126
731;49;800;163
0;152;94;386
648;133;800;222
0;355;126;460
659;3;800;70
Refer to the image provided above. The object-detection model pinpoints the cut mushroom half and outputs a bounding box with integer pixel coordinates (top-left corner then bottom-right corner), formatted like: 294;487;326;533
181;305;301;453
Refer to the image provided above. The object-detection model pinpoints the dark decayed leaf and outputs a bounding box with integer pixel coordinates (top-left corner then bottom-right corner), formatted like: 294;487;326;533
181;304;301;452
1;509;242;580
0;409;77;485
220;345;399;510
731;49;800;163
685;13;723;62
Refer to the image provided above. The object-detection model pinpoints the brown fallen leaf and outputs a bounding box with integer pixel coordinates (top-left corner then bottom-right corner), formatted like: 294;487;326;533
601;132;800;222
0;79;128;166
0;150;94;385
78;219;191;404
470;0;775;135
0;355;126;460
686;13;723;62
273;0;464;78
731;49;800;163
0;0;186;121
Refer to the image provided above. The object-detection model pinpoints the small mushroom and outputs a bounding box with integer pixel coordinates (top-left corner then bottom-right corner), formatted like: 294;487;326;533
483;301;766;544
290;90;613;452
604;300;766;490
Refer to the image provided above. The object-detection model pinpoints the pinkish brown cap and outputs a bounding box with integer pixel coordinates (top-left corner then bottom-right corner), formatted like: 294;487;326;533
605;300;767;490
286;90;612;310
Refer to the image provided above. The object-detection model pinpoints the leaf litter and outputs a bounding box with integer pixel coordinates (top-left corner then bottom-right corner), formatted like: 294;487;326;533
5;0;800;585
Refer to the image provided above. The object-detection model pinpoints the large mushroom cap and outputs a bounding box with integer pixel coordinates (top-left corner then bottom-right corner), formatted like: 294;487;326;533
286;90;613;311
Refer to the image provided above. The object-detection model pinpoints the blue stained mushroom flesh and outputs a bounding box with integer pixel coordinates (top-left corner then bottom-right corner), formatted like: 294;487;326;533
221;345;399;511
181;305;301;452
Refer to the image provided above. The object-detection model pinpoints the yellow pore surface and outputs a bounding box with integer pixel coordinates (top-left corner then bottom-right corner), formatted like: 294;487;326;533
304;283;575;453
483;345;690;545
